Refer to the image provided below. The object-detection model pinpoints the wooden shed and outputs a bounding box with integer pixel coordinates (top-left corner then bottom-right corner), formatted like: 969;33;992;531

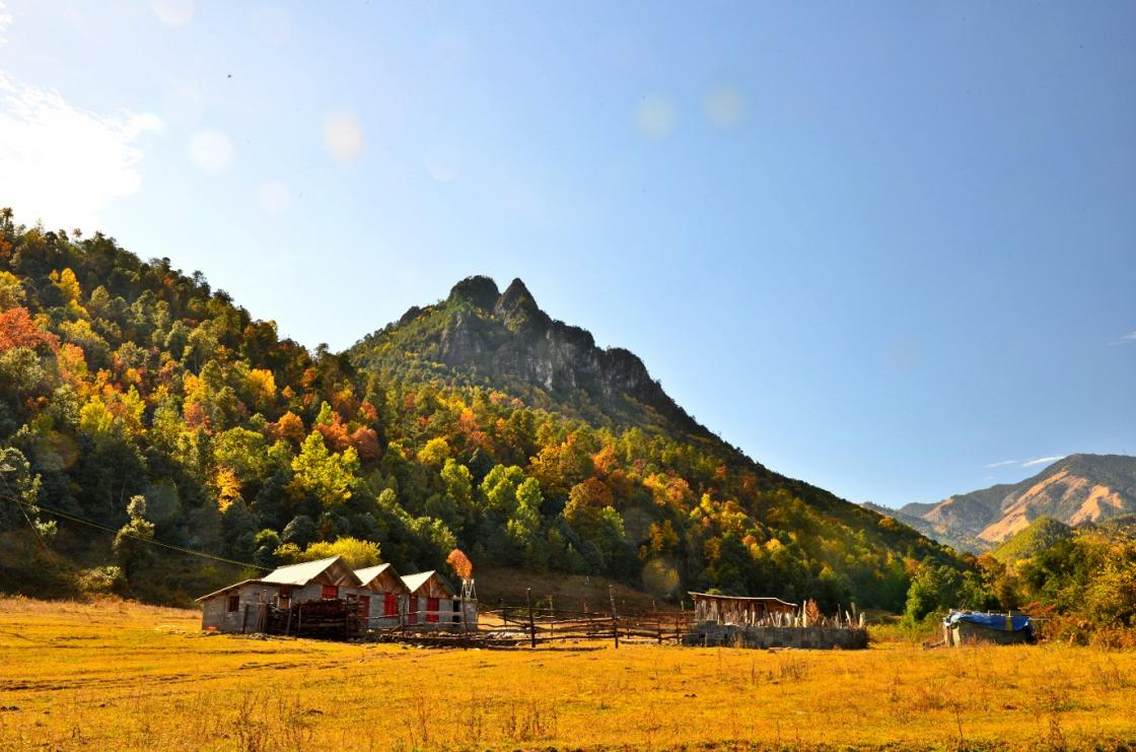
401;570;461;629
354;563;410;629
689;592;798;625
197;556;363;634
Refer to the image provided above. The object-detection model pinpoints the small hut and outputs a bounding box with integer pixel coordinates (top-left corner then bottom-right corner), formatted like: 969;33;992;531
943;611;1034;646
354;563;410;629
401;570;460;629
197;556;363;634
689;592;798;625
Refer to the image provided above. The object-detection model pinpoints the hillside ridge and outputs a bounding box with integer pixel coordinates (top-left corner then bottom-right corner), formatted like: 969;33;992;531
876;454;1136;552
0;219;953;611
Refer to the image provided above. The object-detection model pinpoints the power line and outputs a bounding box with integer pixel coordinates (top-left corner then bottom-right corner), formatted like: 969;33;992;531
6;496;268;571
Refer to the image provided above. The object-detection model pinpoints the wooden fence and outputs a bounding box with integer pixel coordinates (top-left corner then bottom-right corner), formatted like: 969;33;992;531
476;587;694;649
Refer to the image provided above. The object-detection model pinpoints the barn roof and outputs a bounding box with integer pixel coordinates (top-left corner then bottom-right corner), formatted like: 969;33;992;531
262;556;361;587
355;563;407;590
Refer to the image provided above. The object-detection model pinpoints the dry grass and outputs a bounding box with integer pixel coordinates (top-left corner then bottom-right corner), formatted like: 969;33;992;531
1;596;1134;751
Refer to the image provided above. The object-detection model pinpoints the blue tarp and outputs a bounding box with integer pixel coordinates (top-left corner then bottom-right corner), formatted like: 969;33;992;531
944;610;1031;632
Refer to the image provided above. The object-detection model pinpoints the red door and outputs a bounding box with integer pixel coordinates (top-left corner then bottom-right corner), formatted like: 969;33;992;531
384;592;397;616
426;597;439;623
408;595;418;625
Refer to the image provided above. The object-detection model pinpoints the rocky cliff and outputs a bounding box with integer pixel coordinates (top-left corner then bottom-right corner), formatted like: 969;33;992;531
354;276;708;437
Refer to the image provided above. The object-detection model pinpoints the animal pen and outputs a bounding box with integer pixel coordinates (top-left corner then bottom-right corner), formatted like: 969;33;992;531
683;592;869;649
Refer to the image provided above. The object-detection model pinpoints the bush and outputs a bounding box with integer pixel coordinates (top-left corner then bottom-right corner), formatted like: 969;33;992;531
76;566;125;596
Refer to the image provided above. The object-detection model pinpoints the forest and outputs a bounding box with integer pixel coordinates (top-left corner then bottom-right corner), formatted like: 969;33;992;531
1;208;1131;637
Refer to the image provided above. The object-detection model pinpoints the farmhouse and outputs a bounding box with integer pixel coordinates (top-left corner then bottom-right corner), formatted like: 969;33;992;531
401;570;461;628
354;563;410;628
196;556;364;634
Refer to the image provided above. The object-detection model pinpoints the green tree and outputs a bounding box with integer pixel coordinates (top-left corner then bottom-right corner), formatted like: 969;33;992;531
0;447;42;531
290;431;359;507
113;495;155;581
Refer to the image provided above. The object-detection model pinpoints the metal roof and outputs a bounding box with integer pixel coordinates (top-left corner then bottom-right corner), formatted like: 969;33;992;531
354;563;394;586
688;591;798;607
400;570;438;594
193;578;269;602
261;556;359;586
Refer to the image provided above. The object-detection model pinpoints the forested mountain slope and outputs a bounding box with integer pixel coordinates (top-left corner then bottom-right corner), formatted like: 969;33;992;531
0;211;955;609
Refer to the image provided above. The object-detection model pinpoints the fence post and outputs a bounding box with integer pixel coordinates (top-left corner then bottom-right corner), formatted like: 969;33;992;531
609;585;619;650
548;595;554;641
526;588;536;649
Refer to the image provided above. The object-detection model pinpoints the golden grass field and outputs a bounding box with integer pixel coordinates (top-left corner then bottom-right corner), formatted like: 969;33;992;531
1;597;1134;751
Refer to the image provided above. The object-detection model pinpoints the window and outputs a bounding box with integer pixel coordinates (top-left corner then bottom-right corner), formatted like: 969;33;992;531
321;584;338;600
227;594;239;613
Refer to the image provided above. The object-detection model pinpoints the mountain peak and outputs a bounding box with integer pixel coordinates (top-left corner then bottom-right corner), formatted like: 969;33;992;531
495;276;544;322
352;275;708;436
447;275;500;310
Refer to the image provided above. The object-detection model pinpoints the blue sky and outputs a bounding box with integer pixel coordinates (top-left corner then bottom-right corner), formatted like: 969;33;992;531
1;1;1133;508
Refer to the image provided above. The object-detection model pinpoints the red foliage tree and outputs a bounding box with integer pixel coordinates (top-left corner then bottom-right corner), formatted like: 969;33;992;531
0;307;59;352
349;426;381;463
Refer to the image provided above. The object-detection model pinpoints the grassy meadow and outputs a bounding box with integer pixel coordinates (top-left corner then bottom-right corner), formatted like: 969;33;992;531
1;597;1134;751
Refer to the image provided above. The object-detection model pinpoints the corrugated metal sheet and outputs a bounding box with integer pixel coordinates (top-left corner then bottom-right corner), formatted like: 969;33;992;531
354;563;393;586
400;570;437;594
262;556;345;586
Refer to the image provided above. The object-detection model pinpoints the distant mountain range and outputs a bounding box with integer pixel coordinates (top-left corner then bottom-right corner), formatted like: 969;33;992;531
865;454;1136;552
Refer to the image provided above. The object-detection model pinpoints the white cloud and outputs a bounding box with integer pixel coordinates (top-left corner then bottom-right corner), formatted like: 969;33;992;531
986;455;1067;470
984;459;1019;469
257;180;290;214
1021;455;1064;468
0;73;162;231
0;1;12;46
324;111;363;162
635;96;676;139
151;0;195;27
189;129;234;174
705;86;745;128
1117;330;1136;344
